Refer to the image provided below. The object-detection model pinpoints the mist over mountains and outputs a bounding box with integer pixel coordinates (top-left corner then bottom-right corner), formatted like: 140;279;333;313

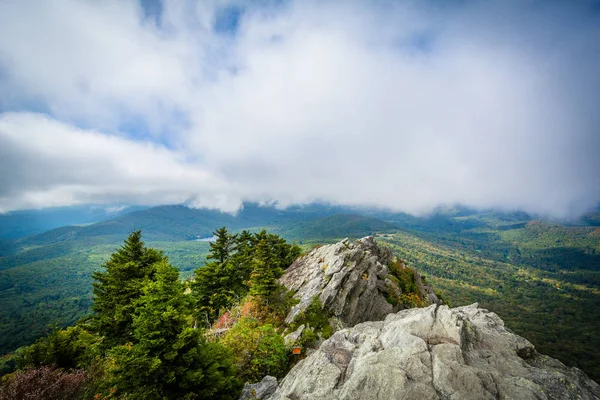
1;1;600;218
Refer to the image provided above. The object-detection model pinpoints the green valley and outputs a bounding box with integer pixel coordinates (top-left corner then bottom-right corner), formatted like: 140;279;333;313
1;204;599;381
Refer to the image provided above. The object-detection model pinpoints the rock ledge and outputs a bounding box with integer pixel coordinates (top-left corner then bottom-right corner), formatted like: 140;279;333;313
267;303;600;400
279;237;438;328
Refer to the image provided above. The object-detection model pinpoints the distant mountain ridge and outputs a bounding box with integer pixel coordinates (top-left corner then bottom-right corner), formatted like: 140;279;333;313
0;202;599;381
0;205;147;240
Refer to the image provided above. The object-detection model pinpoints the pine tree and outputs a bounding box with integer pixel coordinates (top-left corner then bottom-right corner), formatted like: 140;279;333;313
192;259;236;323
192;228;241;322
248;239;277;299
207;227;238;264
110;261;239;399
251;230;301;277
226;230;254;294
192;229;301;320
91;230;164;347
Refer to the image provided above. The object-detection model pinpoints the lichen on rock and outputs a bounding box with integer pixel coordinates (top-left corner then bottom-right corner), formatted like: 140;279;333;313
279;237;439;330
266;304;600;400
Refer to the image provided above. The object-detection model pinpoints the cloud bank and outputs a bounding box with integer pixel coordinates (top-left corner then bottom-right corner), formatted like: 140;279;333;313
0;0;599;218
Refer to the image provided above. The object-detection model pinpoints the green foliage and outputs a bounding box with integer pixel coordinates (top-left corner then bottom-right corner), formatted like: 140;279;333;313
289;296;332;340
255;286;299;327
249;239;278;299
207;227;238;265
0;239;210;356
108;260;240;399
192;229;300;323
252;230;303;273
220;317;288;384
388;259;418;295
191;228;247;323
91;230;165;347
109;331;238;400
17;324;100;371
2;205;599;383
192;260;240;323
298;328;318;348
386;259;426;308
3;232;240;399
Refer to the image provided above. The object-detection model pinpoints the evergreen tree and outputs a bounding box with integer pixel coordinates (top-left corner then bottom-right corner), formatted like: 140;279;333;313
248;239;277;299
225;230;255;294
252;230;301;277
192;228;241;322
207;227;238;264
92;230;164;347
235;230;254;257
193;228;301;321
192;260;237;323
110;261;239;399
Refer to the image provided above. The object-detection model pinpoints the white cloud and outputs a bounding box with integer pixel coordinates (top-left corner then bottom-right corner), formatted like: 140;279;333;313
0;0;599;218
0;113;237;212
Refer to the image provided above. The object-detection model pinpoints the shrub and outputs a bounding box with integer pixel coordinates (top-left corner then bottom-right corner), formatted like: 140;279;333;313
253;286;299;327
0;366;87;400
387;258;425;307
298;328;317;348
18;325;100;371
220;317;289;383
289;296;332;339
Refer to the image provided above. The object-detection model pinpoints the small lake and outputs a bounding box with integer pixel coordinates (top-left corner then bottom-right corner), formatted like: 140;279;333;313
195;235;217;242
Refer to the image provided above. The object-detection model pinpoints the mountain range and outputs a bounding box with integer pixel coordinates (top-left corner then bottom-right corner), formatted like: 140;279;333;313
0;203;599;381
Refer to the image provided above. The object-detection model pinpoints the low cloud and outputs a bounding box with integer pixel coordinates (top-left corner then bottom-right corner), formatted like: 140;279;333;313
0;0;599;218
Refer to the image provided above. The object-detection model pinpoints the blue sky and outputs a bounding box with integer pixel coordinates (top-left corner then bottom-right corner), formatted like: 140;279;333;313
0;0;599;218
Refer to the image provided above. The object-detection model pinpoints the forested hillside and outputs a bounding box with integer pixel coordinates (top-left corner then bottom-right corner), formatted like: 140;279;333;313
0;230;304;398
0;204;599;381
0;204;378;353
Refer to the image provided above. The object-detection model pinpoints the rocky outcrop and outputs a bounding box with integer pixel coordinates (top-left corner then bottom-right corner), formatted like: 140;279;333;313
266;304;600;400
239;375;278;400
279;237;439;328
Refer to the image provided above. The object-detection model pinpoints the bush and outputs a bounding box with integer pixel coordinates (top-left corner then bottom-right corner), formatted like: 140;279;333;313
18;325;100;371
298;328;317;348
387;258;426;307
289;296;332;339
220;317;289;383
0;366;87;400
253;286;299;327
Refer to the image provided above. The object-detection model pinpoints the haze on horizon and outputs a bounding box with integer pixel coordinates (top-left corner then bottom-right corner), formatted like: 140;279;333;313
0;0;599;219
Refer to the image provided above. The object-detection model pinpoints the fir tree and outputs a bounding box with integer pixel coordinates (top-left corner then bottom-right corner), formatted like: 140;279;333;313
193;228;301;321
225;230;255;294
248;239;277;299
91;230;164;347
192;259;238;323
207;227;238;264
110;261;239;399
192;228;241;322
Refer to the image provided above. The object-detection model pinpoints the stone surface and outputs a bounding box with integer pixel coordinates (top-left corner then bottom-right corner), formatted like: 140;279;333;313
266;304;600;400
279;237;439;328
239;375;278;400
284;324;305;346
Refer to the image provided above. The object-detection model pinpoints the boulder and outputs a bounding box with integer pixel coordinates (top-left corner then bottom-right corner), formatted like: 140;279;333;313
239;375;278;400
266;304;600;400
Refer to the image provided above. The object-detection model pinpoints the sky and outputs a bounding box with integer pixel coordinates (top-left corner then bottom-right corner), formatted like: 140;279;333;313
0;0;599;219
